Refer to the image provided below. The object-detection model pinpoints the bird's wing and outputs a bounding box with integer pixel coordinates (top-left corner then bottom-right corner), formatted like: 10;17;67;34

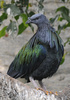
7;38;46;78
50;27;64;52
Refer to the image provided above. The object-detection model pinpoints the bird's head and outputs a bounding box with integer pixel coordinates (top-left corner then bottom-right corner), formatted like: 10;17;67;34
26;14;49;27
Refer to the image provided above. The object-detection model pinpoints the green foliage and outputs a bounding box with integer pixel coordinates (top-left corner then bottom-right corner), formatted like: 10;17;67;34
0;0;4;8
50;6;70;34
21;14;28;27
6;20;17;35
50;15;59;24
18;14;28;35
60;54;65;65
56;6;70;22
36;0;44;13
18;23;26;35
0;26;7;38
50;6;70;44
4;4;21;16
61;0;69;2
0;0;35;37
0;0;44;37
60;52;68;65
0;13;7;25
64;37;70;46
37;0;44;10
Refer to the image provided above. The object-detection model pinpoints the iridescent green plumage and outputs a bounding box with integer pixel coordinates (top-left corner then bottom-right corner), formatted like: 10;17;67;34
7;36;47;79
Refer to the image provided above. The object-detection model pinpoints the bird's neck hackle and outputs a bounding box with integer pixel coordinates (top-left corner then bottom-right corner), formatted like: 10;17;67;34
37;23;50;31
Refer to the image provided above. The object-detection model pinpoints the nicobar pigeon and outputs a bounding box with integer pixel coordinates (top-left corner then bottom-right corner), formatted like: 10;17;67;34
7;14;64;93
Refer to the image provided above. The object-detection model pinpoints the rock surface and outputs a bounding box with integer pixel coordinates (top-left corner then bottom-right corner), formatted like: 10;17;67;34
0;72;70;100
0;72;57;100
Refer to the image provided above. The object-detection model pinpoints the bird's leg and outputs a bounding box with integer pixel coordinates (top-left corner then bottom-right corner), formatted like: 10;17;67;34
29;76;38;88
38;80;58;95
38;80;49;95
29;77;58;95
38;80;46;90
29;77;48;94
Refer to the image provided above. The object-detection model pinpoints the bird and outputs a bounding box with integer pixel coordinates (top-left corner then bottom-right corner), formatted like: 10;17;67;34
7;13;64;94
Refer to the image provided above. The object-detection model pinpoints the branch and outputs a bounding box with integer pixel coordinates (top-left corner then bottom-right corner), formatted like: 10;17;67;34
0;72;70;100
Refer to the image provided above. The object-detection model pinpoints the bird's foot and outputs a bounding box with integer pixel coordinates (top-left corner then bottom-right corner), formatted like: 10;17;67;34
36;87;49;95
46;91;58;95
54;91;58;95
36;88;58;95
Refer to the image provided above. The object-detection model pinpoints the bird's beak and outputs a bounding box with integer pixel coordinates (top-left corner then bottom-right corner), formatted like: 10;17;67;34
26;17;31;24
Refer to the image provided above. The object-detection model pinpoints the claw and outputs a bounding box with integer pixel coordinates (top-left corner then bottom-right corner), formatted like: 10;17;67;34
48;91;58;96
36;87;45;91
49;91;53;94
45;91;49;95
36;88;58;96
36;88;39;90
36;88;49;95
54;91;58;95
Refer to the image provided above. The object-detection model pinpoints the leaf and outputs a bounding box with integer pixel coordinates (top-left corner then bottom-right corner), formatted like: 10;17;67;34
50;15;59;24
62;13;70;22
20;14;28;26
15;12;34;34
57;17;64;21
21;13;35;32
62;0;65;2
64;37;70;46
28;11;35;17
3;4;10;12
60;23;70;30
18;23;27;35
6;21;17;35
0;26;7;38
60;53;67;65
38;2;44;10
14;15;20;20
10;4;21;15
4;4;21;16
28;3;32;7
0;13;7;22
22;0;29;6
56;6;70;22
19;13;28;34
11;0;15;3
63;23;70;29
56;6;69;16
1;0;4;8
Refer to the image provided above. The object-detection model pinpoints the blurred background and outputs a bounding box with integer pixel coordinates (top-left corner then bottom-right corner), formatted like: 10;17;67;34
0;0;70;92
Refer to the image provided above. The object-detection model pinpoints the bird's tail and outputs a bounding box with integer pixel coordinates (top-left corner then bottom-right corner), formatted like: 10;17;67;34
7;63;21;79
